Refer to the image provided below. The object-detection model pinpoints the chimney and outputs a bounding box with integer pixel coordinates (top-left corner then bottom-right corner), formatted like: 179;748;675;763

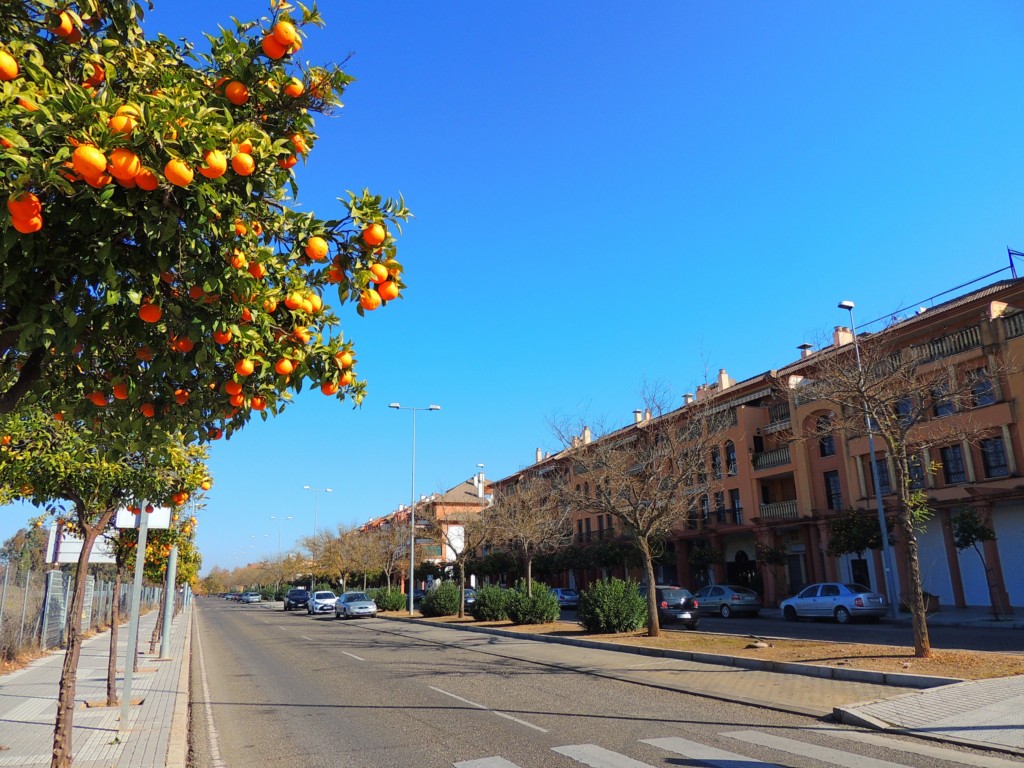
644;408;652;422
797;343;813;358
717;369;733;390
633;409;642;424
536;447;543;463
833;326;854;347
683;393;694;405
583;426;592;444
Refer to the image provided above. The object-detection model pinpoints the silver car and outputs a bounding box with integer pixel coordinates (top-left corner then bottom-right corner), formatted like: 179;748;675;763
307;590;337;614
692;585;761;618
334;591;377;619
780;582;887;624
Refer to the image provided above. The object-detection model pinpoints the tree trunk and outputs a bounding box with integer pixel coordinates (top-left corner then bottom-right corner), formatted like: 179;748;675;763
51;520;105;768
458;562;466;619
639;537;660;638
974;544;1002;619
106;567;122;707
897;513;931;657
384;571;391;590
525;558;533;597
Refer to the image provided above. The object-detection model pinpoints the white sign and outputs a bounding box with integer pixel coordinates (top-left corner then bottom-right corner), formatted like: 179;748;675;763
115;506;172;529
45;525;116;565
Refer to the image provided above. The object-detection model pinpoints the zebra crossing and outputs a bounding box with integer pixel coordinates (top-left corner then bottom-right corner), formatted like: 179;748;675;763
453;726;1022;768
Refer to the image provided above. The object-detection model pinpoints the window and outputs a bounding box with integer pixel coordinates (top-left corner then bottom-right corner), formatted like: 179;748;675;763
729;489;743;525
597;514;605;539
700;494;711;520
908;455;926;490
896;397;914;427
714;491;726;524
981;438;1010;479
725;441;737;475
824;470;842;510
872;458;892;495
940;444;967;485
797;585;819;599
576;519;583;543
711;447;722;480
932;386;955;417
606;514;614;535
818;415;835;457
820;584;840;597
584;517;592;542
972;369;997;407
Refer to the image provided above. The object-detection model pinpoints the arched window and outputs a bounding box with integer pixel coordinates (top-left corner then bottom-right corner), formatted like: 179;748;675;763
710;447;722;479
818;414;835;457
724;441;737;475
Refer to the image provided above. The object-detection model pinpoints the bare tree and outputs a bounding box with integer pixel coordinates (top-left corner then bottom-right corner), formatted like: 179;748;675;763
425;508;492;618
365;523;409;590
554;386;728;637
797;329;1008;657
486;475;572;597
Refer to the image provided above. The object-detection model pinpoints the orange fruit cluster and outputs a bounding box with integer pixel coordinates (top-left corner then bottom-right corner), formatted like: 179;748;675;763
260;22;302;61
7;191;42;233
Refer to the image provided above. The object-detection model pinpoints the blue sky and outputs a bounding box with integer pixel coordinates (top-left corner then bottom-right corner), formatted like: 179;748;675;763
4;1;1024;573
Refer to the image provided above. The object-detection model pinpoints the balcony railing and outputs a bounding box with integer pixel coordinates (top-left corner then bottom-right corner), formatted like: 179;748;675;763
758;500;799;519
752;445;791;471
1005;312;1024;339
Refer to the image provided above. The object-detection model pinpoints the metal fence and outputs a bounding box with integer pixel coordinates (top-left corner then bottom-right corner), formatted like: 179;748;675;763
0;564;163;661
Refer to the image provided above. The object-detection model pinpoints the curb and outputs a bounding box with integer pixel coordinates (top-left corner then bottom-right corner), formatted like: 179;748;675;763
380;615;961;690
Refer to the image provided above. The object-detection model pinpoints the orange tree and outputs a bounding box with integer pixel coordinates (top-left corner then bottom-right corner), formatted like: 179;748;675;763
0;0;410;444
0;405;208;767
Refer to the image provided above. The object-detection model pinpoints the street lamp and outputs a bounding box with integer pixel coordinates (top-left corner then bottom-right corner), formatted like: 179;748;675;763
838;300;900;618
303;486;332;590
269;515;293;597
389;402;441;614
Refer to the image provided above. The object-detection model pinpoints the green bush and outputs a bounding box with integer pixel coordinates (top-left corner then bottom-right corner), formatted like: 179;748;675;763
506;580;560;625
577;578;647;634
470;584;511;621
368;587;407;612
420;581;461;617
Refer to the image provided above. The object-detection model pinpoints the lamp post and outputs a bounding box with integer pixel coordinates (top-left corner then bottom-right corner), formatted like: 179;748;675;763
269;515;292;598
303;486;332;590
838;300;900;619
389;402;441;614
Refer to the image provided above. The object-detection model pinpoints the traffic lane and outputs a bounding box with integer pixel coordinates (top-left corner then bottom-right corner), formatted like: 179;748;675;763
194;600;574;768
557;608;1022;652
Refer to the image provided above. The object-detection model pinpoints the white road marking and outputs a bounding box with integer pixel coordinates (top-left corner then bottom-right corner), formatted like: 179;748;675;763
823;728;1024;768
193;611;228;768
342;651;364;661
643;736;780;767
429;686;548;733
453;758;522;768
277;625;288;631
724;730;909;768
300;635;313;641
552;744;656;767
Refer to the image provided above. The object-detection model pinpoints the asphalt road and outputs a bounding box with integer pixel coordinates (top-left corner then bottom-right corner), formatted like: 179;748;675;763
188;598;1017;768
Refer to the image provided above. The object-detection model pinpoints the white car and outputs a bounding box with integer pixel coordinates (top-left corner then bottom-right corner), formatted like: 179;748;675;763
307;590;337;614
240;592;261;603
334;591;378;619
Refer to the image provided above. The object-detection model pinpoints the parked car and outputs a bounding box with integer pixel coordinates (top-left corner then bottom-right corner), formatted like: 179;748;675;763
334;591;378;619
692;584;761;618
780;582;888;624
283;588;310;612
307;590;337;615
239;591;261;603
550;588;580;609
462;587;477;607
640;585;700;630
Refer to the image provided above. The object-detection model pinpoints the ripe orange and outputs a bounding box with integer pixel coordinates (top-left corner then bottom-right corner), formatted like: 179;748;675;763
378;280;400;301
240;307;253;323
272;20;298;46
135;167;159;190
198;149;227;179
49;10;74;36
235;358;255;376
274;358;294;375
250;396;267;411
107;148;141;180
230;251;248;270
339;371;354;386
83;171;112;188
368;263;389;284
300;298;313;313
140;403;156;418
116;174;137;189
112;382;129;400
231;153;255;176
290;133;308;154
164;158;194;187
83;61;105;87
284;292;302;310
139;304;162;323
248;261;267;279
263;297;278;313
213;329;232;345
234;219;247;236
0;51;18;81
293;326;311;344
11;214;42;233
326;265;345;284
229;392;245;407
18;97;38;111
225;81;249;105
360;289;382;311
336;350;353;368
236;139;254;154
224;380;243;396
305;236;328;260
170;336;194;353
108;114;136;134
65;27;82;44
321;381;338;395
136;345;154;361
201;479;213;490
261;34;287;60
72;144;106;178
307;294;323;313
284;78;304;98
53;412;64;421
362;223;386;246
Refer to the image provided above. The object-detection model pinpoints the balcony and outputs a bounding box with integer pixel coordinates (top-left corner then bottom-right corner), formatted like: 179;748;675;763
758;500;799;520
752;445;791;471
1005;312;1024;340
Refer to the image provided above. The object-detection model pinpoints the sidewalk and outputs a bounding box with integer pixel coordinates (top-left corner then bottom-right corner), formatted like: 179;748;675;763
368;611;1024;757
0;605;191;768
